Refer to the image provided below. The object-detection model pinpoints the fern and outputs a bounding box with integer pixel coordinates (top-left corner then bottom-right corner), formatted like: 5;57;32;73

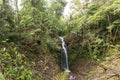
54;72;69;80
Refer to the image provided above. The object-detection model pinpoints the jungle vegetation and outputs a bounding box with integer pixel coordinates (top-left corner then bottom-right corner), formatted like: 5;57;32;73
0;0;120;80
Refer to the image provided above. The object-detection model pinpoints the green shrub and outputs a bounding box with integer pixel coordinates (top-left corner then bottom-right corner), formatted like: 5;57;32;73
0;72;5;80
0;41;40;80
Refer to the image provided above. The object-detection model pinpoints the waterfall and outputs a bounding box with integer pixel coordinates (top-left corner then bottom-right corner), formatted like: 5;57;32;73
59;37;70;72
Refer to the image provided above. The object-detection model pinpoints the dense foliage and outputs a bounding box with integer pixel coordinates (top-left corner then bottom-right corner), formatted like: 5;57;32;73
65;0;120;64
0;0;120;79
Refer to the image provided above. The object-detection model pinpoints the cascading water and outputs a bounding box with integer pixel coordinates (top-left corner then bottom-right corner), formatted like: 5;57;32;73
59;37;70;72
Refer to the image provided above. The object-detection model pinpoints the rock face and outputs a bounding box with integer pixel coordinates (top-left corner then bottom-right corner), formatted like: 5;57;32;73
32;45;120;80
90;57;120;80
68;46;120;80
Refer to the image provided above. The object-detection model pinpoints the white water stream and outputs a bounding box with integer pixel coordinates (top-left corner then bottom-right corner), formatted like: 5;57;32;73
59;37;70;72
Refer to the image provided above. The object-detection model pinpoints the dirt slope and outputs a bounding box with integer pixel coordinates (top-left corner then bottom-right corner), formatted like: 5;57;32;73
69;45;120;80
32;45;120;80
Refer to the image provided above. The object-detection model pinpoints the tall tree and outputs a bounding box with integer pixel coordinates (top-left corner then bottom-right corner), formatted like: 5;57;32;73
0;0;14;28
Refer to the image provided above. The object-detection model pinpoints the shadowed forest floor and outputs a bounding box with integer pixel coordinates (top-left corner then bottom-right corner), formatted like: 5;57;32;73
35;45;120;80
69;45;120;80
